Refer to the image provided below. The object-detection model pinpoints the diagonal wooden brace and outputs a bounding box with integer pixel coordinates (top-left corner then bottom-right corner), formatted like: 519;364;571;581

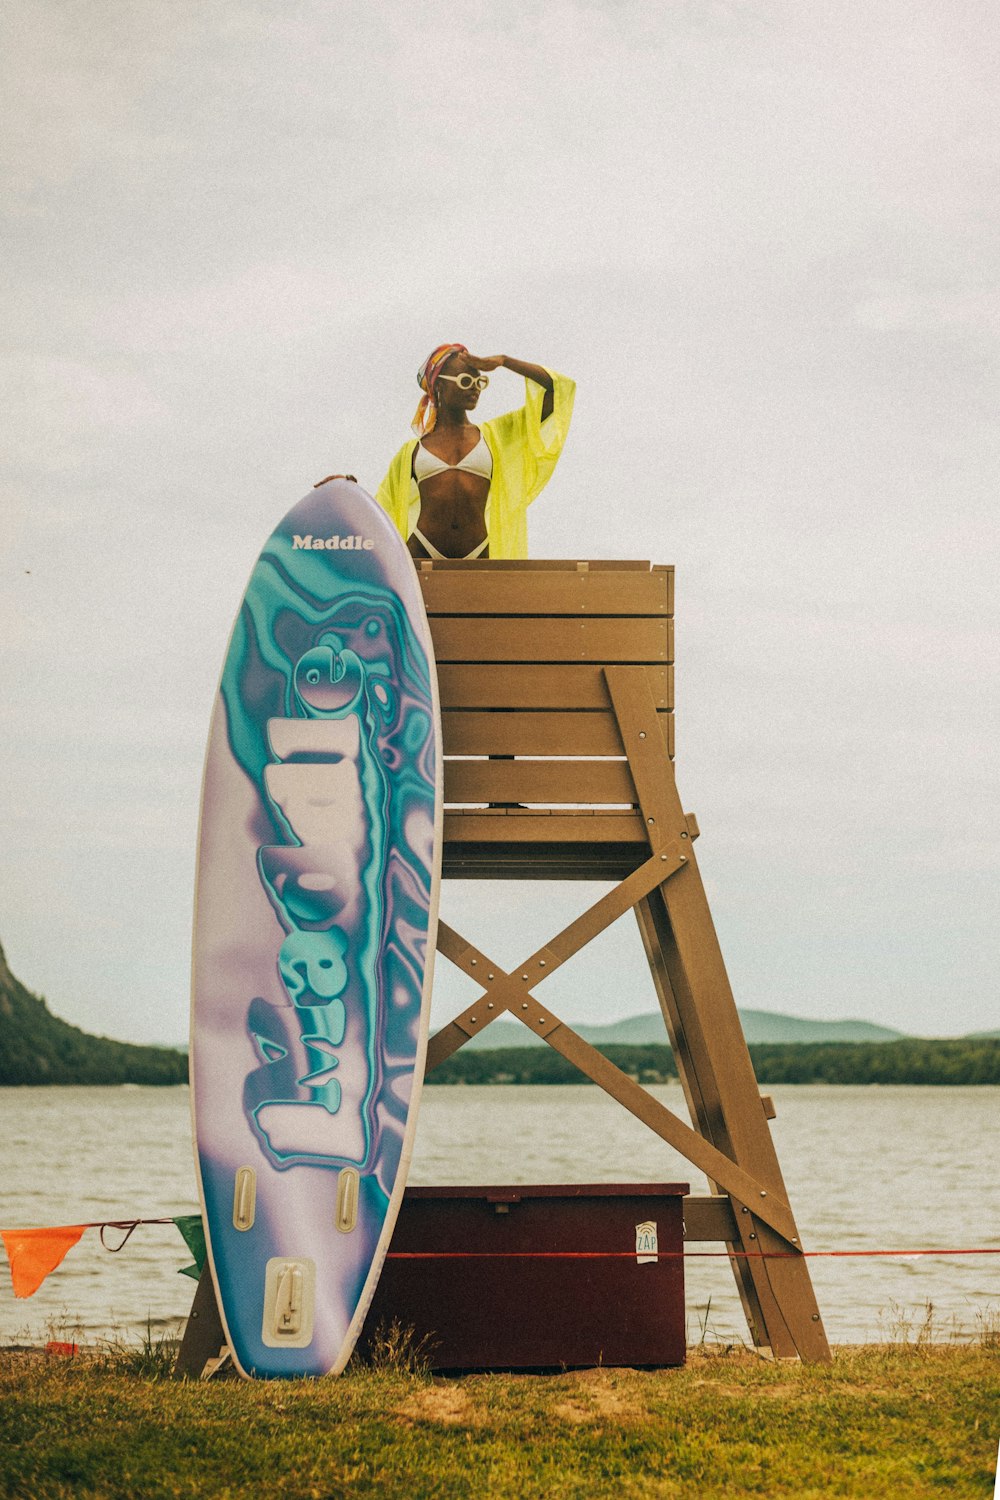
429;953;799;1244
536;1014;799;1244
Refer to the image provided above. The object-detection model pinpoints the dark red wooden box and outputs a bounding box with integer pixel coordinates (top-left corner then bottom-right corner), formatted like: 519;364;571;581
360;1183;689;1370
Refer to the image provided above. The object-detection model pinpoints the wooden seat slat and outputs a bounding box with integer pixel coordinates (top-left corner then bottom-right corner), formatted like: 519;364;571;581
430;617;673;664
443;758;637;806
437;663;673;711
440;709;674;758
443;811;648;844
441;849;649;880
419;558;653;572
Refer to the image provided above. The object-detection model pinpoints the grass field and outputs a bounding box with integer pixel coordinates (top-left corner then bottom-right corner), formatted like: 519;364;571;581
1;1339;998;1499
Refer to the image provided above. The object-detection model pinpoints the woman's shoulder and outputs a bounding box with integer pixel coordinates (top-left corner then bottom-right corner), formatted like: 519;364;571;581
376;437;418;505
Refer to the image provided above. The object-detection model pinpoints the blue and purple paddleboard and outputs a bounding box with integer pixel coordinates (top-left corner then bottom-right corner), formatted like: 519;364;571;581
190;479;442;1378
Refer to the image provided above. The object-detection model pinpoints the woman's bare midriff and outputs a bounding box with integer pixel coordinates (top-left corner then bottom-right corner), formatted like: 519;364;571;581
407;468;490;560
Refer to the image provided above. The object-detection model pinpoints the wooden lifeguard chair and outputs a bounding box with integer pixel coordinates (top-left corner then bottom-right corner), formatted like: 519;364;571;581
176;556;831;1375
420;557;831;1364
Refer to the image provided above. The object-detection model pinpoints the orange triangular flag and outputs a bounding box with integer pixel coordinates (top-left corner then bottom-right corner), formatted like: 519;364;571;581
1;1225;87;1298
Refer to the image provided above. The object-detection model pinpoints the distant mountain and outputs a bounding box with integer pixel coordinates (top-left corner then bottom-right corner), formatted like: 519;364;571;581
461;1008;907;1050
0;941;187;1086
738;1009;906;1044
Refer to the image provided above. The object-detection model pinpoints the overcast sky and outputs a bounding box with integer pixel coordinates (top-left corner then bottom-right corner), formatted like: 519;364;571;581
2;0;998;1046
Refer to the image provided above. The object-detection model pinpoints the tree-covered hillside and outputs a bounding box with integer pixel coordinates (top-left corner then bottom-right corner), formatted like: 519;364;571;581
0;941;187;1086
428;1038;1000;1087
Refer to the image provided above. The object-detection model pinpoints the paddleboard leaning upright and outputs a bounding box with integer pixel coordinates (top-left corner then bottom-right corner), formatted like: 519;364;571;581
190;479;442;1378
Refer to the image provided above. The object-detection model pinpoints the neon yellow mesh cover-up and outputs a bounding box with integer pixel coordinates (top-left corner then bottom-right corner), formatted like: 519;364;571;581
374;369;576;560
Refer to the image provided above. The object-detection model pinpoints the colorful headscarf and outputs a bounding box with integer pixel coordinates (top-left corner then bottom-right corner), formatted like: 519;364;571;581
411;342;468;437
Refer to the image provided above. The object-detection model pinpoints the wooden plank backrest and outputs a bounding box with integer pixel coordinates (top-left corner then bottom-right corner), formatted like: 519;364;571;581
420;561;675;817
436;664;673;711
419;561;673;616
431;616;673;663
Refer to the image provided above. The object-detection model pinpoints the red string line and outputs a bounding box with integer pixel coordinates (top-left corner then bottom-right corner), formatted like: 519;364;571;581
88;1219;178;1230
6;1219;999;1261
387;1248;1000;1261
88;1219;178;1235
4;1218;179;1242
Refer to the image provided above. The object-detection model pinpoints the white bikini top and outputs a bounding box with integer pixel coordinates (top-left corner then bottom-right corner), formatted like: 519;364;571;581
413;433;493;485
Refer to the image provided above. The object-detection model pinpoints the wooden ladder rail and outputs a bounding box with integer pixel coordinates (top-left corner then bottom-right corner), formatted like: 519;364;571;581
605;665;830;1361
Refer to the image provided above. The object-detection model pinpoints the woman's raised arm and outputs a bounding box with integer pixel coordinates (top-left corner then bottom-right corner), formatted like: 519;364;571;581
466;354;554;420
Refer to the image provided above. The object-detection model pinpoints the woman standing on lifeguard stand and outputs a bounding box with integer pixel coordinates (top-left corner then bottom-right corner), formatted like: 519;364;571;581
375;345;575;561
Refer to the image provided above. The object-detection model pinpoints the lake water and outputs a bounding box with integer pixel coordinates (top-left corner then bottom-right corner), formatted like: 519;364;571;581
1;1083;998;1350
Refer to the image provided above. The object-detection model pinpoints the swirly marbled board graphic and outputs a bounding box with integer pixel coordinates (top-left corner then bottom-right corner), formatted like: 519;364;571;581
191;480;441;1378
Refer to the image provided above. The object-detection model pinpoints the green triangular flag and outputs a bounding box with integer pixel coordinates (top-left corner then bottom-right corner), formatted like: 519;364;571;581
173;1214;206;1281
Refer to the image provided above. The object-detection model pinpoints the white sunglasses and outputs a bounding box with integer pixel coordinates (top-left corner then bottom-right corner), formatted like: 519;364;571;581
436;372;489;391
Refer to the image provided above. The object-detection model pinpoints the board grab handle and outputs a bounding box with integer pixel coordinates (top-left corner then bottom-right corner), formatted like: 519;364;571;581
232;1167;257;1232
277;1265;303;1335
262;1258;316;1348
336;1168;360;1233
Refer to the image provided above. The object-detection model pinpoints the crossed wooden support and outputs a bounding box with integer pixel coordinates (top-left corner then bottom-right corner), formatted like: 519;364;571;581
427;666;832;1363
